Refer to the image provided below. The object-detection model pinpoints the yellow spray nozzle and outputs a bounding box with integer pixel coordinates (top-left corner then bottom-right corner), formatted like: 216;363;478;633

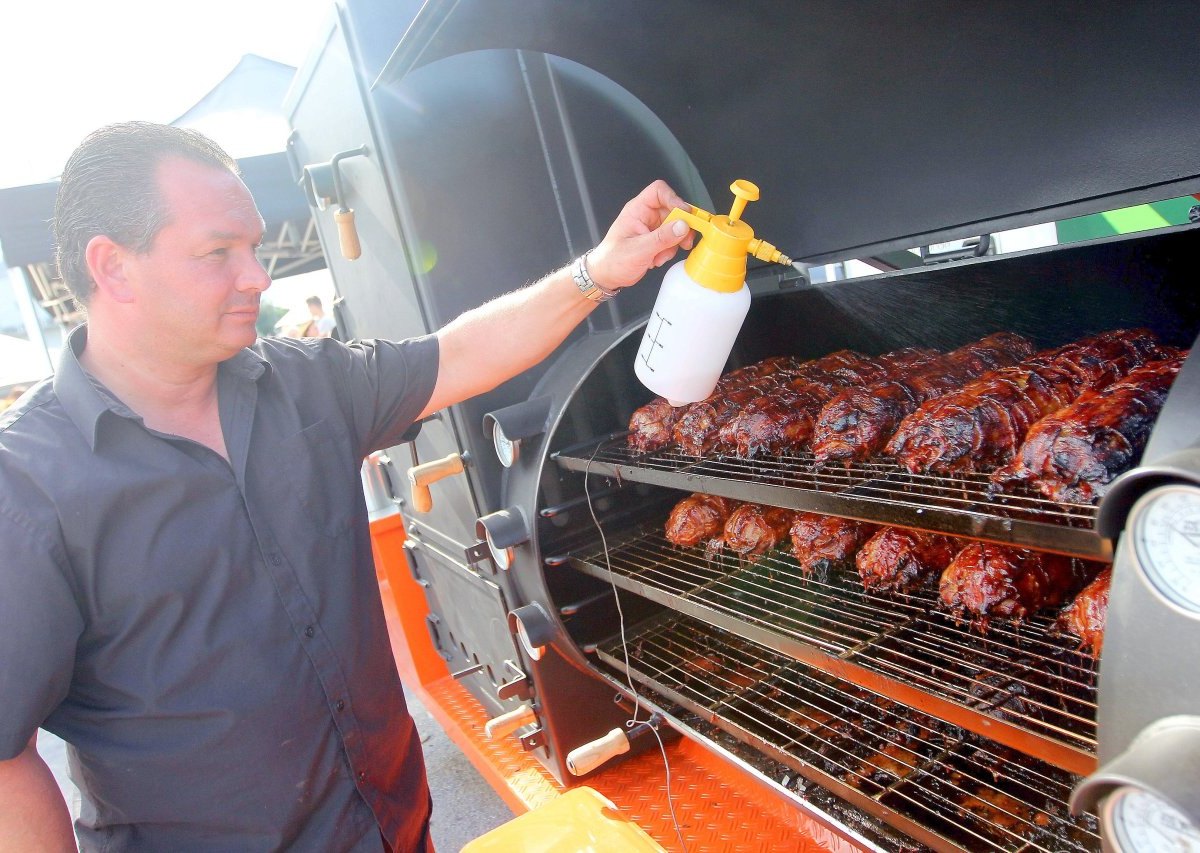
726;179;760;223
668;179;791;293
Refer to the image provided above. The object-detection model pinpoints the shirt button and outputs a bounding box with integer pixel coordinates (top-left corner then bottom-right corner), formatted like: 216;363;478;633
336;699;345;712
357;771;366;782
304;625;315;638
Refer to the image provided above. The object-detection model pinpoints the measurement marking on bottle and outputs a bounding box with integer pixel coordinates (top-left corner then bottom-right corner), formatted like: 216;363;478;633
640;311;672;372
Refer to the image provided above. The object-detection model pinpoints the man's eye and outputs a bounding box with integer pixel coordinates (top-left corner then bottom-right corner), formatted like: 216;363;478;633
209;248;228;257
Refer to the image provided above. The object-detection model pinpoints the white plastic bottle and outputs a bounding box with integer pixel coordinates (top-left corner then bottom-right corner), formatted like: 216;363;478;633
635;180;791;406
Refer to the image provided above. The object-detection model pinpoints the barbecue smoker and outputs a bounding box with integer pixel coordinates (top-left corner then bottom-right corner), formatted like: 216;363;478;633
285;3;1200;849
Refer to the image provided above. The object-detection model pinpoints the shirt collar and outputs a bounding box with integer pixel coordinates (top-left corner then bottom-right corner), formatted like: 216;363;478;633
53;324;272;451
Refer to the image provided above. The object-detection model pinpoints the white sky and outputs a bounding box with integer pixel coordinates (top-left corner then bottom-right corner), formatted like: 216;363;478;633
0;0;341;317
0;0;337;189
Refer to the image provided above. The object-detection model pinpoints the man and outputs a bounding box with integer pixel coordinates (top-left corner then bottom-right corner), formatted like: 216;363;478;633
304;295;336;338
282;295;336;339
0;122;692;851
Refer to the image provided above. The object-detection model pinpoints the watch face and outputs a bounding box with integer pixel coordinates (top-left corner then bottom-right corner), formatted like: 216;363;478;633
1106;787;1200;852
1131;484;1200;616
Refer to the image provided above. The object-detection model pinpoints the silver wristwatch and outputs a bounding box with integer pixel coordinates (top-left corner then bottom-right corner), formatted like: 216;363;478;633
572;251;619;303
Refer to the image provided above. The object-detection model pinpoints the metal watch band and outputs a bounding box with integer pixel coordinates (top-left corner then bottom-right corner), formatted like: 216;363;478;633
572;251;619;303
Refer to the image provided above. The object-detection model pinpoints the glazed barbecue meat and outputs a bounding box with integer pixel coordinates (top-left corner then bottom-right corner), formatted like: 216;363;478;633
939;543;1089;625
670;353;837;456
664;493;740;550
991;353;1185;503
886;329;1165;474
1058;568;1111;656
628;355;804;453
723;347;940;457
789;513;876;577
627;397;686;453
855;527;960;592
812;332;1035;466
722;503;795;560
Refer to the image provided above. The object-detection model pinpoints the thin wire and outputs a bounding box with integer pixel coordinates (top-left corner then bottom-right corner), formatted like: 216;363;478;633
585;441;689;853
584;443;641;718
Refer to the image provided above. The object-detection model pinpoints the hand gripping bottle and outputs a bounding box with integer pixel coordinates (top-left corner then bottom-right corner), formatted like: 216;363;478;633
635;180;792;406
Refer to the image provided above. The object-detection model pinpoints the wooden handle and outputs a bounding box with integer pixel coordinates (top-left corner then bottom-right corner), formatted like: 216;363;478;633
335;208;361;260
566;728;630;776
484;704;536;740
407;453;464;513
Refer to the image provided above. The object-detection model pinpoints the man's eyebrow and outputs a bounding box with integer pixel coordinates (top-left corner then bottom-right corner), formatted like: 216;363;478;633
207;229;265;242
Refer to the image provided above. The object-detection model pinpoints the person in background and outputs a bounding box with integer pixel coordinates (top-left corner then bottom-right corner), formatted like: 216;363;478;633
0;121;692;852
284;294;337;339
305;294;337;338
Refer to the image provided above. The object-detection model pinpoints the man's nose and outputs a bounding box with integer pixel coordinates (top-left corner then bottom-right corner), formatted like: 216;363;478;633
237;251;272;293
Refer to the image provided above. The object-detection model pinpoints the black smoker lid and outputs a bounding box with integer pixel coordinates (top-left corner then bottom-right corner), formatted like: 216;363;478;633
369;0;1200;263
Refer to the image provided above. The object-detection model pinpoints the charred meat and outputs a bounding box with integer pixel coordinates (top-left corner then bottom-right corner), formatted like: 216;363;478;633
627;397;685;453
939;543;1090;624
887;329;1165;474
723;347;939;458
991;352;1185;503
664;492;740;550
812;332;1035;466
1058;568;1111;656
856;527;960;593
789;513;876;576
723;503;795;560
670;354;830;456
627;355;805;453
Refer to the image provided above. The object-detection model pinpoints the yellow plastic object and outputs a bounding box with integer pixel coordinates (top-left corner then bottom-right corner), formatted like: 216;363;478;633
664;179;792;293
461;786;666;853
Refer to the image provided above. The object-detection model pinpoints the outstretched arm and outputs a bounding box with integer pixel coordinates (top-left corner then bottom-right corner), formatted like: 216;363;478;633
0;735;74;853
418;180;693;420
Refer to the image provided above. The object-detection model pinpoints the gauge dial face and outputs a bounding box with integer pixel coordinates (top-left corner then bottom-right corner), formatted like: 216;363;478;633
1131;485;1200;616
485;528;512;571
492;421;517;468
1106;787;1200;852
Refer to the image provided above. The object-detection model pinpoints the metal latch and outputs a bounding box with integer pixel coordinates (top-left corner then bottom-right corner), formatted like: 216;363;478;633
920;234;991;264
496;660;531;701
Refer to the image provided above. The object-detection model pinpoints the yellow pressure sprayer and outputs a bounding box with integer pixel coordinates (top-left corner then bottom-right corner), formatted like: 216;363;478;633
634;180;792;406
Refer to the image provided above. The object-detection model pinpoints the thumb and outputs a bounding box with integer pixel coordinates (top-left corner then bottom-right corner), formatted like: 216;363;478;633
645;217;691;253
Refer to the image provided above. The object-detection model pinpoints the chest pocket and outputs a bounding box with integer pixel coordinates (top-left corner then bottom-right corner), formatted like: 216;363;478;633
280;419;358;538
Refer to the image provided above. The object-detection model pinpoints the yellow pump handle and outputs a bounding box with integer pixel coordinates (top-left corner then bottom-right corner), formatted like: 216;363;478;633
665;180;792;293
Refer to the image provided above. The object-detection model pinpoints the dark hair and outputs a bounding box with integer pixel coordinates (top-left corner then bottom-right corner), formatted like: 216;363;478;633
306;295;323;308
53;121;240;305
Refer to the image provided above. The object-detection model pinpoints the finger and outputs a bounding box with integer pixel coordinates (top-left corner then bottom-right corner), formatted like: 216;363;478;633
652;245;682;268
631;179;689;219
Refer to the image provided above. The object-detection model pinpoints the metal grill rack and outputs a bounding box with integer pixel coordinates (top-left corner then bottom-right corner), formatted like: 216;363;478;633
553;437;1111;560
593;614;1101;853
562;524;1098;775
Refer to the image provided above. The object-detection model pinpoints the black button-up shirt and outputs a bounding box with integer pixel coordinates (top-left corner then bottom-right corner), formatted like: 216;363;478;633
0;326;439;851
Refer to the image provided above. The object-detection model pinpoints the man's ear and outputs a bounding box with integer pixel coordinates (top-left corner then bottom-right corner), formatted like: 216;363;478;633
84;235;136;303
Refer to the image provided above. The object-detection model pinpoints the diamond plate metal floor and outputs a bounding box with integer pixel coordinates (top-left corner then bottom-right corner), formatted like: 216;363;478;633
412;676;866;852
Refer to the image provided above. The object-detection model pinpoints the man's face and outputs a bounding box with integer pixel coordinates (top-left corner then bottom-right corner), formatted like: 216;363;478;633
123;157;270;363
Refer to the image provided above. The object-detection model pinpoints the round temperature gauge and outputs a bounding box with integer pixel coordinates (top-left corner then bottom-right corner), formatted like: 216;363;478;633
1104;787;1200;852
1131;484;1200;616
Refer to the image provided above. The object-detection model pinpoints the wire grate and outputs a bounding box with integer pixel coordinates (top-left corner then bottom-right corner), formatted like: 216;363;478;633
566;524;1098;771
554;437;1111;560
595;615;1101;853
